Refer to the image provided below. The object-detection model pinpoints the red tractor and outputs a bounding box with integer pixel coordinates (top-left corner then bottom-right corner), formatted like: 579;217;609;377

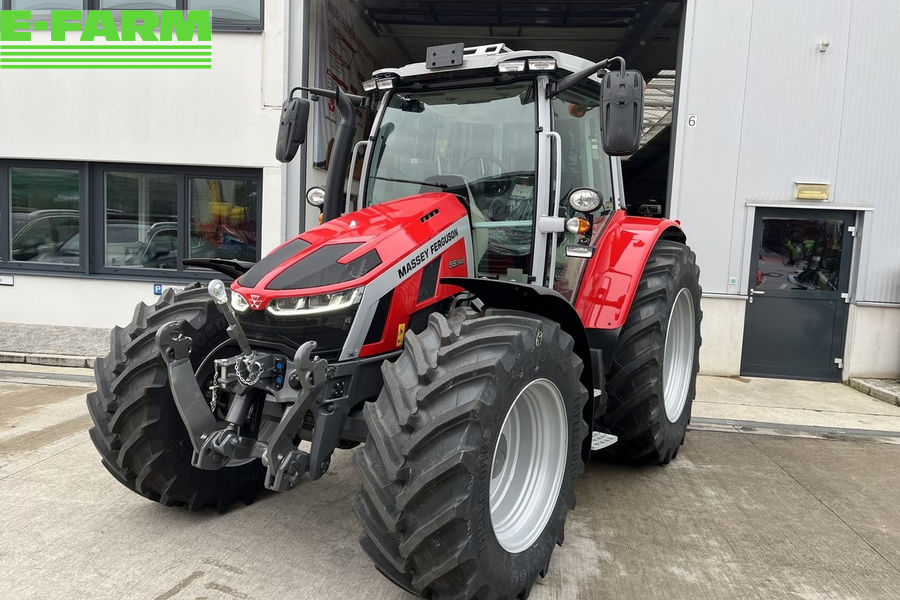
87;44;701;600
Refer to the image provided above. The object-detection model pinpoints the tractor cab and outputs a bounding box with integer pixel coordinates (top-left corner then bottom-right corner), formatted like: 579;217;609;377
280;44;644;298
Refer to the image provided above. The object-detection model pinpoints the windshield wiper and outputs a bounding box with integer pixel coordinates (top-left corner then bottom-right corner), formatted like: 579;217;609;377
372;175;447;188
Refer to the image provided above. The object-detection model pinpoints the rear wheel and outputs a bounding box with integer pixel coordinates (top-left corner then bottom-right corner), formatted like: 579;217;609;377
86;284;265;509
354;308;588;600
600;240;702;464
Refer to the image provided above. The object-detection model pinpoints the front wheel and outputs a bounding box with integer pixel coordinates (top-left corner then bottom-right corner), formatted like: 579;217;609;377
354;308;588;600
86;284;266;509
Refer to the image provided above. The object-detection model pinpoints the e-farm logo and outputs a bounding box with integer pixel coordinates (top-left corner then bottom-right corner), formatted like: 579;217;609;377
0;10;211;69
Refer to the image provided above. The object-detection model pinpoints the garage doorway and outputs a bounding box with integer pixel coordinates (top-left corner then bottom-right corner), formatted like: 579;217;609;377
351;1;685;215
740;208;855;382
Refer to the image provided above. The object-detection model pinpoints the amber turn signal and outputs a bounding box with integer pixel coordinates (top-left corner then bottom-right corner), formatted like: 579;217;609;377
565;217;590;235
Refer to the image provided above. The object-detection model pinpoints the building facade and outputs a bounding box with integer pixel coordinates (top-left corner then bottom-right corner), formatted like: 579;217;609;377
1;0;897;381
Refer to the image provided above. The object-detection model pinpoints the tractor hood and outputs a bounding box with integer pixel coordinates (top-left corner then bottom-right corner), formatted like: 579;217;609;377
230;192;470;310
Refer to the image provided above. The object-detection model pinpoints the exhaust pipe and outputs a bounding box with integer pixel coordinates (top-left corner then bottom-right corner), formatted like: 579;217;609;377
323;87;356;223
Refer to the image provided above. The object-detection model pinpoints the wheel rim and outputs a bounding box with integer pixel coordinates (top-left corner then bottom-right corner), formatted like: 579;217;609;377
663;287;695;423
489;378;568;554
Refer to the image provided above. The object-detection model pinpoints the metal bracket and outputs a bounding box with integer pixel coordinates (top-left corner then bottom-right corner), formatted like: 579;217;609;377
841;292;850;304
848;226;857;237
834;357;844;369
263;342;327;491
156;320;220;460
537;216;565;234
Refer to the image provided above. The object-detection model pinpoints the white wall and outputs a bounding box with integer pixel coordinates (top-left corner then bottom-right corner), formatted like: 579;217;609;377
0;5;286;172
0;275;161;328
698;297;746;376
0;1;289;329
844;304;900;379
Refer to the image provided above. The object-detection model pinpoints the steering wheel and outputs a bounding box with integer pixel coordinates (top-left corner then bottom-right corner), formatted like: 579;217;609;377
460;154;505;178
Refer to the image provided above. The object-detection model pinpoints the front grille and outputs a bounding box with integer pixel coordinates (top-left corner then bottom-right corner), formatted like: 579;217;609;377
236;307;356;360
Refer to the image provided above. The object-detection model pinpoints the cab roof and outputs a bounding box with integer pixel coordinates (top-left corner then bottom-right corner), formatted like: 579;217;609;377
372;44;605;87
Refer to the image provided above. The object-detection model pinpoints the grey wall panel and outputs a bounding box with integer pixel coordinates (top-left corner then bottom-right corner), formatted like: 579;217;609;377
728;0;853;295
734;0;852;204
833;0;900;303
668;0;753;295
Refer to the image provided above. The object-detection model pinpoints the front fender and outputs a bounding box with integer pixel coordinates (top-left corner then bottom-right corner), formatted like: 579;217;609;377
575;210;686;330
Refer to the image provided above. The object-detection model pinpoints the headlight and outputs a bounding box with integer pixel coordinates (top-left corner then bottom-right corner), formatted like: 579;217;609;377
306;186;326;208
568;188;602;213
267;287;363;317
231;291;250;312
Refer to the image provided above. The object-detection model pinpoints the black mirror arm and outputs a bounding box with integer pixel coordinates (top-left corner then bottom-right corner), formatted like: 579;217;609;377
549;55;626;98
289;85;369;109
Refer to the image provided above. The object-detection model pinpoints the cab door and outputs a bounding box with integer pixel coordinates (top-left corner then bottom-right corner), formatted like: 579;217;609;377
546;86;616;302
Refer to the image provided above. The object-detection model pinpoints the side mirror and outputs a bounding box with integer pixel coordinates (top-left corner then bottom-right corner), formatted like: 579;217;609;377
599;69;644;156
275;97;311;163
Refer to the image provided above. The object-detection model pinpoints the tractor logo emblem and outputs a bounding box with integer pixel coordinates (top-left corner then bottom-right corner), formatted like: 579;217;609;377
249;294;263;309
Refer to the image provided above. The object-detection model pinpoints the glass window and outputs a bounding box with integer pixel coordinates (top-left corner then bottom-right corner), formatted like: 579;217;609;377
188;176;258;262
756;218;845;292
365;83;537;278
99;1;177;9
103;171;178;269
551;89;616;301
10;1;82;8
188;0;261;28
9;167;80;265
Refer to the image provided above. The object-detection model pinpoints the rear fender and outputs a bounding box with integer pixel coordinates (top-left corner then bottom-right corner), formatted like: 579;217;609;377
442;277;596;461
575;210;686;331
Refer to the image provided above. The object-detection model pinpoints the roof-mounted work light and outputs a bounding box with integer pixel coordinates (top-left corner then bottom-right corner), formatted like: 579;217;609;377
527;57;556;71
498;60;526;73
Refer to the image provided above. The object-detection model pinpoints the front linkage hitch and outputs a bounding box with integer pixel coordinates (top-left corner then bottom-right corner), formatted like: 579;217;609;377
155;281;339;491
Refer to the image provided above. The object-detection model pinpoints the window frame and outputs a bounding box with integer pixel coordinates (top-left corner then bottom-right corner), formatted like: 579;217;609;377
0;159;88;275
0;1;264;32
91;162;262;279
184;0;263;33
0;159;261;281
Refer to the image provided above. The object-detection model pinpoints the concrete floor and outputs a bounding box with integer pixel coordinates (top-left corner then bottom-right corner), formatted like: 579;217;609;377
1;366;899;600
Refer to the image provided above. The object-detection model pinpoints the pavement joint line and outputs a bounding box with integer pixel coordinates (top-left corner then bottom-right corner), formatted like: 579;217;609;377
695;400;900;418
0;352;95;369
691;417;900;438
0;369;96;383
0;379;94;388
0;439;89;482
743;434;900;576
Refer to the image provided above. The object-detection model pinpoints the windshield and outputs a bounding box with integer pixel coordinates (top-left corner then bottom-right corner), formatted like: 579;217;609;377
365;83;537;278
